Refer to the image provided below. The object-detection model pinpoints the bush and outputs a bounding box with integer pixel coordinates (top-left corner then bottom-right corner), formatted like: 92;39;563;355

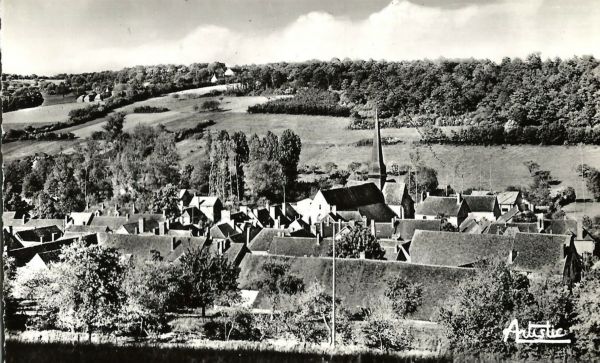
200;100;220;111
248;89;350;117
132;106;169;113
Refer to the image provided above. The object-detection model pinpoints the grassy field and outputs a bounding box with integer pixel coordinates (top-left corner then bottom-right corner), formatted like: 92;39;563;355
2;102;89;129
3;93;600;201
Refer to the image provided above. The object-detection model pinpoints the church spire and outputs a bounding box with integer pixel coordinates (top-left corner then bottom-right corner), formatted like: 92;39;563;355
368;106;387;189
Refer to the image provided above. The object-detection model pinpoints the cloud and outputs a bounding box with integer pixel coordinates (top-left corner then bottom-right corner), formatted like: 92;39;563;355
5;0;600;74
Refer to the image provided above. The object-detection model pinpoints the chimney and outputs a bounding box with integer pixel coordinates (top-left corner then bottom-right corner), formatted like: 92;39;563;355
40;236;44;243
371;219;376;238
246;226;251;245
171;237;177;251
159;221;166;235
22;215;26;224
52;232;57;242
269;206;276;220
456;193;462;204
166;219;170;229
275;216;281;229
331;204;337;215
134;227;139;234
162;209;166;218
316;232;322;245
361;215;367;227
125;213;130;221
138;218;145;234
319;221;324;236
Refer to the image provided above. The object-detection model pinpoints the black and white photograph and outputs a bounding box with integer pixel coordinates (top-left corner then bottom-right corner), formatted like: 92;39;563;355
1;0;600;362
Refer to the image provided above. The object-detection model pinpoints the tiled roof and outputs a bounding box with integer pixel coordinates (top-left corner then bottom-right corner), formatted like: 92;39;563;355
336;211;363;222
382;182;409;205
16;225;63;243
545;219;577;236
210;223;239;239
65;225;110;233
193;196;220;207
497;191;521;205
463;195;498;213
248;228;288;252
97;232;207;262
3;218;65;231
415;196;466;217
268;236;331;257
487;223;539;235
88;216;128;230
375;219;441;240
497;206;520;223
471;190;492;196
238;255;475;321
357;203;398;223
320;183;384;210
8;234;97;267
411;230;512;267
512;232;569;273
69;212;94;226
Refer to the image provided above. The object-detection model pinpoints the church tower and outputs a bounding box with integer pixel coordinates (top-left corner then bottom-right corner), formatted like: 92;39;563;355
367;107;387;190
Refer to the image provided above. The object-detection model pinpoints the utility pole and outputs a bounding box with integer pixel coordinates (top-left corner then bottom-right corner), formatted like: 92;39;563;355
331;226;336;347
580;144;586;215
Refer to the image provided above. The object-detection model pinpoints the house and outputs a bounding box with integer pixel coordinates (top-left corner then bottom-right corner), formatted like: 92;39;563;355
180;206;204;226
410;230;581;283
15;225;64;244
486;222;540;236
414;194;470;227
63;224;110;238
8;234;97;267
238;254;475;321
306;182;394;224
497;206;520;223
209;222;240;241
463;195;501;222
382;182;415;219
88;215;128;231
115;214;168;235
3;215;66;233
189;196;222;222
97;232;208;263
20;251;61;273
247;228;290;254
545;218;597;257
497;191;523;213
267;236;332;257
68;212;94;226
374;219;441;241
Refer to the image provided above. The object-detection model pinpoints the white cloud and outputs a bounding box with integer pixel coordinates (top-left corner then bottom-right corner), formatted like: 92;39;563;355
5;0;600;74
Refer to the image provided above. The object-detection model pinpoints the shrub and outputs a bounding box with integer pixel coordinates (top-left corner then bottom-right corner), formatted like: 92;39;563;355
132;106;169;113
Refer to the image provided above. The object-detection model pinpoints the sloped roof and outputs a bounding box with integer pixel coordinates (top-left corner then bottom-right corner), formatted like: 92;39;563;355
238;255;475;321
487;223;539;235
37;250;62;265
8;234;97;267
411;230;512;267
3;218;65;231
268;236;331;257
463;195;498;213
16;225;63;242
471;190;492;196
415;196;465;217
248;228;288;252
97;232;207;262
512;232;569;273
382;182;410;205
357;203;397;222
65;225;110;233
210;223;239;239
375;219;441;240
497;191;521;205
193;196;220;207
4;230;24;250
119;219;163;234
88;216;128;230
69;212;94;226
497;206;520;223
336;211;363;222
320;183;384;210
545;219;578;236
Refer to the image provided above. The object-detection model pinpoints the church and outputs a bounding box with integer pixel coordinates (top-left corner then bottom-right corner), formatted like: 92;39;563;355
298;109;415;223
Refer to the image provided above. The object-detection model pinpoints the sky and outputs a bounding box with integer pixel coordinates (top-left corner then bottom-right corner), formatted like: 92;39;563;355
2;0;600;75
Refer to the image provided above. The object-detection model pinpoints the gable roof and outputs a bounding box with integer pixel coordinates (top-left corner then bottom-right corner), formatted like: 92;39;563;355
320;183;384;210
487;222;539;235
210;223;239;239
497;191;521;205
248;228;288;252
88;216;128;230
238;255;475;321
69;212;94;226
411;230;512;267
512;232;569;273
97;232;208;262
382;182;410;205
415;196;466;217
15;225;63;242
471;190;492;196
463;195;498;213
497;206;520;223
3;217;65;231
8;234;97;267
375;219;441;240
545;219;578;236
65;225;110;234
268;236;331;257
357;203;397;222
193;196;220;208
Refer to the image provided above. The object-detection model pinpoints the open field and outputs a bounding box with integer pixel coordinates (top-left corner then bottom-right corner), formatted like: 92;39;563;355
2;102;89;129
41;92;78;107
3;94;600;200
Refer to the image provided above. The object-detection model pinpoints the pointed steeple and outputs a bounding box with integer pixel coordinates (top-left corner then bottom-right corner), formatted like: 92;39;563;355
367;106;387;189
